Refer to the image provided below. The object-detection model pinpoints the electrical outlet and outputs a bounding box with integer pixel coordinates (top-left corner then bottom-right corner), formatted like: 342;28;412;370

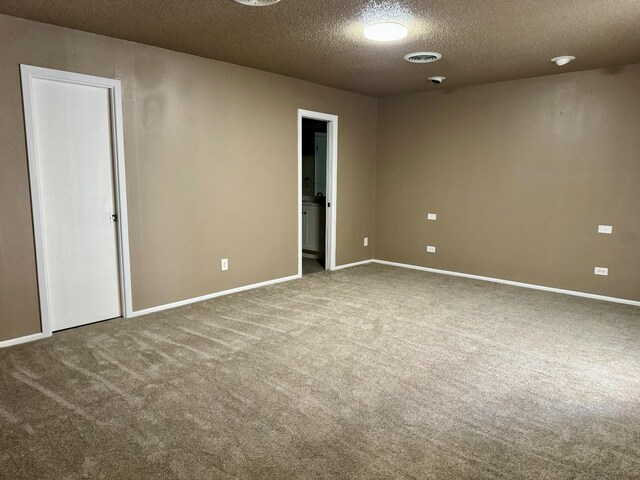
597;225;613;234
594;267;608;276
364;237;369;247
427;213;437;221
427;245;436;253
221;258;229;271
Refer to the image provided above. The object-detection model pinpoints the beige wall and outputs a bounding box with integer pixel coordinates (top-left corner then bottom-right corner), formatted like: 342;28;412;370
0;14;376;341
375;64;640;301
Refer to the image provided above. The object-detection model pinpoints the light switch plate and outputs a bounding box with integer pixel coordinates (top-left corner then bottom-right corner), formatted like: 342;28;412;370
594;267;608;276
427;213;437;221
427;245;436;253
597;225;613;234
364;237;369;247
221;258;229;271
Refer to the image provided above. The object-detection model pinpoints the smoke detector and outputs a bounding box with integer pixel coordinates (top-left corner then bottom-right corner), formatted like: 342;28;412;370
428;76;446;85
551;55;576;66
404;52;442;64
233;0;281;6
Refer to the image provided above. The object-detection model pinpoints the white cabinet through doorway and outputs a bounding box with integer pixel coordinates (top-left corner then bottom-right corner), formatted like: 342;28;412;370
302;203;325;252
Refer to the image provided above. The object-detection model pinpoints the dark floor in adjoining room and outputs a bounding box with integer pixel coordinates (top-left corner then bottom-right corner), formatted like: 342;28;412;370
302;256;325;275
1;264;639;479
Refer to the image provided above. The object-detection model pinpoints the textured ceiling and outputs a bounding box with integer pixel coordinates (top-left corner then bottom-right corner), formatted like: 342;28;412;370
1;0;639;96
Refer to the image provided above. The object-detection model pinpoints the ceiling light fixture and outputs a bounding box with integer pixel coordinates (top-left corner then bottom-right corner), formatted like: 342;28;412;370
232;0;281;6
551;55;576;66
364;22;408;42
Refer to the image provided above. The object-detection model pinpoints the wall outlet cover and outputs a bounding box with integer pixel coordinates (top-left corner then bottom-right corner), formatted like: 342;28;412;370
427;245;436;253
221;258;229;271
427;213;437;221
594;267;608;276
597;225;613;234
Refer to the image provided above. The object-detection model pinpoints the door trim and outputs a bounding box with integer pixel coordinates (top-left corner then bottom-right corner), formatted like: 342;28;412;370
20;64;133;337
298;109;338;275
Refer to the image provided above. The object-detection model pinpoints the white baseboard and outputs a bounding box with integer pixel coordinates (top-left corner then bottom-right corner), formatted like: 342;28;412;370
331;259;374;271
4;258;636;348
0;332;47;349
130;273;301;317
372;259;640;307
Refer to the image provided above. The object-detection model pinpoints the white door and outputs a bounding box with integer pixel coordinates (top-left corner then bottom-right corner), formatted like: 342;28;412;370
30;77;122;331
301;205;309;250
314;132;327;196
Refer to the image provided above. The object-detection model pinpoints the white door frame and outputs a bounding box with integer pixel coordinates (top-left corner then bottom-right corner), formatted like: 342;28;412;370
298;109;338;275
20;64;133;337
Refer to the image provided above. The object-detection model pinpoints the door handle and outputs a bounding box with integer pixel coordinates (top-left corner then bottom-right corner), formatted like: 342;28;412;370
110;214;118;223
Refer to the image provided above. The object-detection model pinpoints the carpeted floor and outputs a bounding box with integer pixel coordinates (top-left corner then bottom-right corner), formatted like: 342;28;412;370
1;264;639;479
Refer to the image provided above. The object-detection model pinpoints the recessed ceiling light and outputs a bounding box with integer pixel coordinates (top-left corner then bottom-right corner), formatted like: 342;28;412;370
364;22;408;42
428;76;446;85
404;52;442;64
551;55;576;66
232;0;281;6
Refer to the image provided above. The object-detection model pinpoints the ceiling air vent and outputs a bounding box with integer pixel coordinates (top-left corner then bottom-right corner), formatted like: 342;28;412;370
404;52;442;64
233;0;282;5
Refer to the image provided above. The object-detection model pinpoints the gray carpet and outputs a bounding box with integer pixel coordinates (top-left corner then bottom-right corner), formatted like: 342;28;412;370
1;264;639;479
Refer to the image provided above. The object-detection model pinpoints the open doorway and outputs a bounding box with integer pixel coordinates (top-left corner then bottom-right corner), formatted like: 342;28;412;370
298;109;338;276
